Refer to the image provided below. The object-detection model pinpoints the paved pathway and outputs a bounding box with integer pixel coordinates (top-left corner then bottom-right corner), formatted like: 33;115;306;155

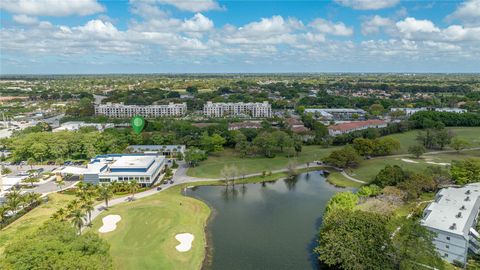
340;171;366;184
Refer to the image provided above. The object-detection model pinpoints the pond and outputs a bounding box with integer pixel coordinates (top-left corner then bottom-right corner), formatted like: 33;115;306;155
185;171;351;270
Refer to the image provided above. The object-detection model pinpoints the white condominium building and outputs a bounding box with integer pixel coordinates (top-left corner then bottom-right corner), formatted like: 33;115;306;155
203;101;272;118
421;184;480;266
95;102;187;118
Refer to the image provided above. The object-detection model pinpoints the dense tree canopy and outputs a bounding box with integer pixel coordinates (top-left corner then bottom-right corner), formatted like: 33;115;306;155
451;158;480;185
315;210;395;270
1;221;112;270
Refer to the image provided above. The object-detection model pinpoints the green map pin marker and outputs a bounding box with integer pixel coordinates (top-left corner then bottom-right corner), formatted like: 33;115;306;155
131;116;145;134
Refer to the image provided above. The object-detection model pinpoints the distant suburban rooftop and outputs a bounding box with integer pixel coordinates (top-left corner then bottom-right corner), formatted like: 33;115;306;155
127;145;186;152
328;119;386;131
305;108;365;113
422;184;480;237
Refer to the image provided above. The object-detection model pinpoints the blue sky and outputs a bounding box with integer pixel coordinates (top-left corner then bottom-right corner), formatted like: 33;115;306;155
1;0;479;74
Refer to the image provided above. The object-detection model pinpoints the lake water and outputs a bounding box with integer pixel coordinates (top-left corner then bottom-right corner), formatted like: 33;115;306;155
185;171;350;270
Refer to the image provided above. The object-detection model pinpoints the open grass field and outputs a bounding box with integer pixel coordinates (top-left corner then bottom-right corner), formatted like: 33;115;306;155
187;145;339;178
348;149;480;183
90;185;210;270
0;193;75;255
325;172;363;188
384;127;480;154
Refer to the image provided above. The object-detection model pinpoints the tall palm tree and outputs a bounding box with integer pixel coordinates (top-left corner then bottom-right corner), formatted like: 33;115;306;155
81;199;95;225
129;180;140;200
98;185;113;209
68;208;85;235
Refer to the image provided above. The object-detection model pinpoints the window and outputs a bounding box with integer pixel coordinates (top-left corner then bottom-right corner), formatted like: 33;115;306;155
446;236;450;240
444;253;448;258
446;245;449;249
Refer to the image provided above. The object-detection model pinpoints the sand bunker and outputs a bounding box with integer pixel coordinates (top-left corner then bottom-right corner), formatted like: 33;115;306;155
175;233;194;252
426;161;450;166
401;159;419;164
98;215;121;233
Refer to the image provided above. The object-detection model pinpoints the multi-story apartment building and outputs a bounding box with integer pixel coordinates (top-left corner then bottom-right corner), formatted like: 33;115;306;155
203;101;272;118
421;184;480;266
95;102;187;118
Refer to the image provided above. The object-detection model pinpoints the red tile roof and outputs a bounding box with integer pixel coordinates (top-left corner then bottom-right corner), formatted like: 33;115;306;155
328;120;386;132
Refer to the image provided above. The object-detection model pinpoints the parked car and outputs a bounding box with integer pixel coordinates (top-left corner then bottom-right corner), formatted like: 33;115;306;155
156;187;162;191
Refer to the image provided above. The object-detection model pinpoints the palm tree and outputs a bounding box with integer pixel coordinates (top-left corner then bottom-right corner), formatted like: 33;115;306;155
26;158;35;169
5;188;22;214
52;207;67;221
98;185;113;209
81;199;95;225
129;180;140;200
68;208;85;235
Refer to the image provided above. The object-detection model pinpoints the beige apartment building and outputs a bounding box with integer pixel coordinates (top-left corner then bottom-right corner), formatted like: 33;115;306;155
203;101;272;118
95;102;187;118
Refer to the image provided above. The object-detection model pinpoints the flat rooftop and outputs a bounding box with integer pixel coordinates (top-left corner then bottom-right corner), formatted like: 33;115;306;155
422;184;480;237
110;155;156;169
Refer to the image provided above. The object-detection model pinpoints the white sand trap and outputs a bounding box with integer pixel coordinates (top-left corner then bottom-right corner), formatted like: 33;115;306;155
426;161;450;166
401;158;419;164
98;215;121;233
175;233;194;252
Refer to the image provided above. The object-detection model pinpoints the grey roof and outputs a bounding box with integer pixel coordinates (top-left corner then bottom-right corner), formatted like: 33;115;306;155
422;183;480;238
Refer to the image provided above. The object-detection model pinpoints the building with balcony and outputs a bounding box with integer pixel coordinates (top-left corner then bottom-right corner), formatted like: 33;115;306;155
95;102;187;118
203;101;271;118
421;184;480;266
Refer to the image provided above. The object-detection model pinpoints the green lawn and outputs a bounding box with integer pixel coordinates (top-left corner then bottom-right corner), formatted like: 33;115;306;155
90;186;210;270
349;149;480;183
326;172;363;188
0;193;75;255
384;127;480;154
187;145;339;178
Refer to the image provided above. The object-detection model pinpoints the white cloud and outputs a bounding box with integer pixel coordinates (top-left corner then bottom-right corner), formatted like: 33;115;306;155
12;14;38;25
446;0;480;26
309;19;353;36
396;17;440;39
335;0;399;10
0;0;105;16
130;0;222;13
441;25;480;41
181;13;214;32
75;20;121;39
361;15;393;35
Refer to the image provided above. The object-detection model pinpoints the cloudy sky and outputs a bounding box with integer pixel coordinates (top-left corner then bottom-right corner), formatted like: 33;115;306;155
1;0;479;74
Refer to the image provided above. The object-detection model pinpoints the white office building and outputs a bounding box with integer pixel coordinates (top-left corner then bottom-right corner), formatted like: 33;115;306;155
421;184;480;266
95;102;187;118
53;121;114;132
435;108;467;113
126;145;186;158
203;101;272;118
390;107;428;116
81;154;166;186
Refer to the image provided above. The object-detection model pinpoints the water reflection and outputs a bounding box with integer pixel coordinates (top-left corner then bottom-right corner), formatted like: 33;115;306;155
186;171;351;270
